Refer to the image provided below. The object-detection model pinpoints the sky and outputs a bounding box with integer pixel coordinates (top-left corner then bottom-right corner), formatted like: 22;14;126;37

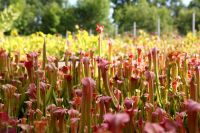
69;0;192;6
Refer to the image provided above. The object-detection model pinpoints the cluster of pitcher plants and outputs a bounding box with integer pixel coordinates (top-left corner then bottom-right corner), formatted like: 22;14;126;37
0;25;200;133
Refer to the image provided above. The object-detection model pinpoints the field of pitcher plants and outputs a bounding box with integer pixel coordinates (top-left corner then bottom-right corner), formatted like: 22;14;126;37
0;24;200;133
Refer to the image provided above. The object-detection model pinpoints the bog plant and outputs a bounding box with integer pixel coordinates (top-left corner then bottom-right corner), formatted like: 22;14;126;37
0;24;200;132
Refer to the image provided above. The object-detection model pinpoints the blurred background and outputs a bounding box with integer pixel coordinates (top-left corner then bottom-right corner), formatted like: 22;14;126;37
0;0;199;35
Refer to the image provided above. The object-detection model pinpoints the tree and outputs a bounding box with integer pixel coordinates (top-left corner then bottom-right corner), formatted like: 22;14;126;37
189;0;200;9
57;7;78;34
41;2;62;33
148;0;166;7
76;0;111;32
168;0;184;17
12;0;112;35
13;4;40;34
176;0;200;34
0;0;24;33
113;0;173;33
13;0;66;34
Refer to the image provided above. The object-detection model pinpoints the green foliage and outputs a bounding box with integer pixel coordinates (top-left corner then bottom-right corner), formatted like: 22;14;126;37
0;0;24;33
0;0;198;35
2;0;111;35
57;7;78;33
76;0;110;32
41;2;62;34
14;1;63;34
114;0;173;33
189;0;200;9
157;6;174;33
175;0;200;34
176;8;200;34
40;0;65;5
14;4;39;34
